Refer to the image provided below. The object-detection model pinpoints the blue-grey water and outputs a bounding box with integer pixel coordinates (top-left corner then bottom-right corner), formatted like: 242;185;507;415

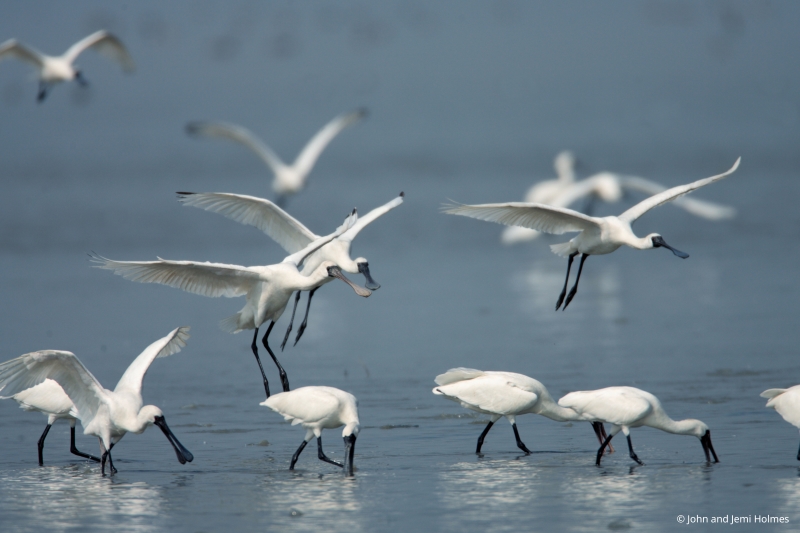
1;2;800;532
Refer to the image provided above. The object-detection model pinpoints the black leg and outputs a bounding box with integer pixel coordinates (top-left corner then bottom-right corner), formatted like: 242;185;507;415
70;426;101;462
563;253;589;311
280;291;302;351
37;424;52;465
512;423;531;454
626;434;644;465
476;421;494;454
591;422;614;454
75;71;89;87
251;327;271;398
37;82;47;102
262;321;290;392
294;288;318;346
596;433;615;466
317;437;343;467
796;438;799;461
290;439;308;470
556;253;578;310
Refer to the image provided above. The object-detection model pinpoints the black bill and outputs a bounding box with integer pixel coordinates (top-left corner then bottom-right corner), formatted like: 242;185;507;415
701;430;719;463
343;434;356;477
358;262;381;290
652;235;689;259
154;415;194;464
328;266;372;297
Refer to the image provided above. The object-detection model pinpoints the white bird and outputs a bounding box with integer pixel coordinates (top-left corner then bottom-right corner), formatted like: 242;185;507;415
432;368;613;455
0;327;193;475
9;379;100;465
261;386;359;476
761;386;800;460
177;191;403;347
558;386;719;466
91;212;371;398
186;109;368;206
444;157;740;310
503;170;736;245
0;30;135;102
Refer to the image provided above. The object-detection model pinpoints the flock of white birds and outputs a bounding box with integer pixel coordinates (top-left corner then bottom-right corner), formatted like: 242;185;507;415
1;30;799;478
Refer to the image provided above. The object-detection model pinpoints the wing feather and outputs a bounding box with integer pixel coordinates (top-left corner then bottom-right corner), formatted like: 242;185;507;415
90;254;259;298
114;327;190;395
178;192;316;253
64;30;135;72
618;175;736;220
559;387;652;426
339;193;404;244
0;39;44;67
618;158;740;224
442;202;599;235
292;109;367;178
185;121;285;173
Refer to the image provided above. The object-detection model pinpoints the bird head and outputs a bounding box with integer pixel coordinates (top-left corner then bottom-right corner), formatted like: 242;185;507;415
152;413;194;465
356;260;381;290
326;263;372;297
649;234;689;258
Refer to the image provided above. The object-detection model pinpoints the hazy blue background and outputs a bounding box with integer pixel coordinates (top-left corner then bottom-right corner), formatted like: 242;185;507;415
1;2;799;532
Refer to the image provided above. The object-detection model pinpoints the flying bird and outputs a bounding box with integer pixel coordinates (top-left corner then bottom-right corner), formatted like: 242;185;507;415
186;109;367;206
444;158;740;310
0;327;193;475
178;191;403;347
0;30;135;102
261;386;359;475
91;212;371;398
558;386;719;466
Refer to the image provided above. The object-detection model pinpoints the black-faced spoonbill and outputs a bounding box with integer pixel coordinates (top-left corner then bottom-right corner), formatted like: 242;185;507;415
186;109;367;206
7;379;100;465
444;157;740;310
761;386;800;460
91;213;371;398
432;368;613;455
558;386;719;466
0;30;135;102
261;386;359;476
0;327;193;475
177;191;403;347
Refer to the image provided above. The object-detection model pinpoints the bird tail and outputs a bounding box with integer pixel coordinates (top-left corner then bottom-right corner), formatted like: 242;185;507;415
219;312;244;334
761;388;787;407
549;241;574;257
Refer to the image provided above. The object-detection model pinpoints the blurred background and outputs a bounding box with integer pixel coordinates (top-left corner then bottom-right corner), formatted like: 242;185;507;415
1;2;799;531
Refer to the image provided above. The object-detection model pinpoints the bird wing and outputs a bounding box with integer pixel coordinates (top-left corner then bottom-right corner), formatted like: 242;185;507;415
262;387;341;426
90;254;261;298
434;368;486;386
282;209;358;267
12;379;75;417
442;202;599;235
178;192;317;253
558;388;652;426
618;157;740;225
548;175;620;208
291;108;368;178
63;30;135;72
114;327;190;395
0;39;44;67
0;350;108;425
435;375;539;415
618;175;736;220
339;192;404;244
185;121;286;174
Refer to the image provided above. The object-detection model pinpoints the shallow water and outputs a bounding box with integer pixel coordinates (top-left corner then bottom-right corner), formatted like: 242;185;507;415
2;2;800;532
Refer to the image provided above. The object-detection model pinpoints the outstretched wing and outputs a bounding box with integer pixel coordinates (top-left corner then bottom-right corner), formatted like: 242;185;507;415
114;327;190;395
292;108;368;178
618;175;736;221
618;157;740;225
0;350;107;425
64;30;135;72
185;121;286;174
442;202;599;235
0;39;44;67
339;192;404;244
282;209;358;267
178;192;317;253
90;254;260;298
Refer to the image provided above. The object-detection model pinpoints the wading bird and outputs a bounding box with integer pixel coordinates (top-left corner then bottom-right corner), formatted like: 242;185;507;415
558;386;719;466
0;327;193;475
432;368;613;455
178;191;403;347
92;212;371;398
0;30;135;102
261;386;359;476
444;157;740;310
8;379;100;465
186;109;367;206
761;385;800;460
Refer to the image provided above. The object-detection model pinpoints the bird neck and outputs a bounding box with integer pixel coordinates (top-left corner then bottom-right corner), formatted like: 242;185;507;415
627;235;654;250
656;417;703;437
535;398;582;422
